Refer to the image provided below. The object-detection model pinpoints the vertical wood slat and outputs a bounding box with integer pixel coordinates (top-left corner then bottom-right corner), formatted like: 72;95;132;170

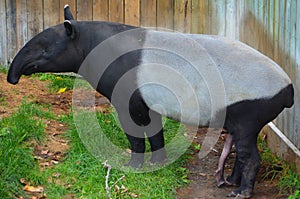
109;0;124;23
140;0;157;28
27;0;43;40
0;0;7;65
225;0;237;39
125;0;140;26
59;0;76;21
295;0;300;148
191;0;208;34
6;0;17;64
93;0;109;21
16;0;27;50
174;0;192;33
157;0;174;31
210;0;225;35
44;0;60;29
77;0;93;21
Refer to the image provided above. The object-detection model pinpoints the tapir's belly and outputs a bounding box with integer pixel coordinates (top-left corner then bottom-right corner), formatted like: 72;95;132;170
136;31;291;126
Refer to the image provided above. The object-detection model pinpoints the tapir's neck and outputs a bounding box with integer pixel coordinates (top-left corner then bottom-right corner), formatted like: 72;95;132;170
74;21;143;98
76;21;138;61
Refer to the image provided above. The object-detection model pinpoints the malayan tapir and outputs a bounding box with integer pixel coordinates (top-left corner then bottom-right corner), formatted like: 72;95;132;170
7;5;294;198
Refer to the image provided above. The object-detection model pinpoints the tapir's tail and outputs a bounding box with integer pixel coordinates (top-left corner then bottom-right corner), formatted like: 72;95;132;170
284;84;294;108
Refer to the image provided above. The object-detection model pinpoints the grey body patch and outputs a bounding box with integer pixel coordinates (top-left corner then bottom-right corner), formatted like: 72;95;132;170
137;30;291;126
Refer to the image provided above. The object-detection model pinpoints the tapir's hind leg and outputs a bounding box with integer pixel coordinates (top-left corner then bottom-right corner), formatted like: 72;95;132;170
215;133;234;187
227;124;261;198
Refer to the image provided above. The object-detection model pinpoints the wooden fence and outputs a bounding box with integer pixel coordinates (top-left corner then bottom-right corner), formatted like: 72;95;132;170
1;0;300;150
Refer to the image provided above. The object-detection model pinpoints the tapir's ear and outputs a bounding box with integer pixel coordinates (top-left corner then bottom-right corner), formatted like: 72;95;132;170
64;4;75;20
64;20;76;39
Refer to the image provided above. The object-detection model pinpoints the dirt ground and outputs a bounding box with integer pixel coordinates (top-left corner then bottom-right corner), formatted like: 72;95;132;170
0;73;288;199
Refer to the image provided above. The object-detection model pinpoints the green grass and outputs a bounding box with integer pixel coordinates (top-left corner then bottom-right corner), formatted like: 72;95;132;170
0;100;54;198
35;73;75;93
0;65;8;74
40;112;190;199
258;137;300;197
0;99;190;198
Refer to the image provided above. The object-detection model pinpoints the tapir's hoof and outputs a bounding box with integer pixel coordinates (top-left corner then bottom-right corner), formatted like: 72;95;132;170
227;191;252;198
150;157;167;166
216;180;226;188
150;150;167;165
125;153;144;169
124;160;143;169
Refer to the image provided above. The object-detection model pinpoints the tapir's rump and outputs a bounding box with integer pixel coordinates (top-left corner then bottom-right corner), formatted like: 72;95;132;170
136;30;292;126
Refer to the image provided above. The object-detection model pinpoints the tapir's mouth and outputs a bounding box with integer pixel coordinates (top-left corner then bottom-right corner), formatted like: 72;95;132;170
7;63;39;85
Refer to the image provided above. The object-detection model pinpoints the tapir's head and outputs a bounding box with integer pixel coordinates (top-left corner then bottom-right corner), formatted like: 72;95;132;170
7;5;82;84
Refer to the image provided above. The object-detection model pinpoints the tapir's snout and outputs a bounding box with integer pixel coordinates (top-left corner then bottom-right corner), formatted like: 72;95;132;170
7;55;24;85
7;67;21;85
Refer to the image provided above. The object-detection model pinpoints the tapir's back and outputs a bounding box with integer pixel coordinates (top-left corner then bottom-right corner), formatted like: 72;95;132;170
136;30;292;126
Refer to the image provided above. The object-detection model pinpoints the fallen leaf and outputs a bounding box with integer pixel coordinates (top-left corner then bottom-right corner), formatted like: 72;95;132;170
20;178;27;185
23;185;44;193
129;192;139;198
52;172;60;178
40;150;49;155
58;87;67;94
121;188;129;194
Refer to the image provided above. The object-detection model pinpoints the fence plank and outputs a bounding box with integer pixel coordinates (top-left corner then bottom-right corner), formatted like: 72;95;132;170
140;0;157;28
44;0;60;29
6;0;17;64
225;0;237;39
210;0;225;35
125;0;140;26
77;0;93;21
191;0;208;34
157;0;174;30
60;0;76;21
27;0;43;40
16;0;27;51
93;0;109;21
109;0;124;23
0;0;7;65
174;0;192;33
295;0;300;148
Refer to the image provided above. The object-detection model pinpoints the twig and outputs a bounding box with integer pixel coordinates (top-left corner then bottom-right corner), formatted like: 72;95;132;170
102;160;112;199
110;175;125;190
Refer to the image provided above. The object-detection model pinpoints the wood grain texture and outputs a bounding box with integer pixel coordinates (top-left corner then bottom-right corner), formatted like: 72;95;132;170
77;0;93;21
157;0;174;30
16;0;27;50
44;0;60;29
125;0;140;26
109;0;124;23
0;0;7;65
140;0;157;28
93;0;109;21
6;0;17;64
174;0;191;33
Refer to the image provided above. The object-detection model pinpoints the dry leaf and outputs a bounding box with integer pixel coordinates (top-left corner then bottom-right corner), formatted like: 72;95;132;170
40;150;49;155
129;192;138;198
20;178;27;185
121;188;129;194
23;185;44;193
52;172;60;178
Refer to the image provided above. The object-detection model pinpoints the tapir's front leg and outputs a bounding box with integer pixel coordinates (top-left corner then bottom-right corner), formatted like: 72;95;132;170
215;133;233;187
125;133;146;169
